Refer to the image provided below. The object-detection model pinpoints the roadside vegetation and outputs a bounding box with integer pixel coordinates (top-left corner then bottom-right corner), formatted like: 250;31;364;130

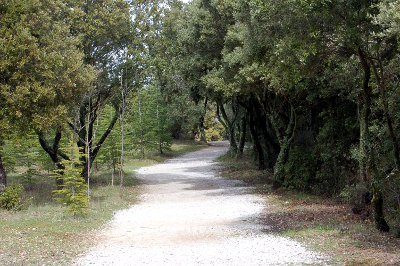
0;141;206;265
1;0;400;263
218;153;400;265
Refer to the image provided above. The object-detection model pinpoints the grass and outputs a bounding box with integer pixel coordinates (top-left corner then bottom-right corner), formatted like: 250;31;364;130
218;152;400;265
0;185;136;265
0;140;207;265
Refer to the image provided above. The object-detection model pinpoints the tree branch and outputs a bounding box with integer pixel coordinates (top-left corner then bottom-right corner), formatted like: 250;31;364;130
91;109;119;160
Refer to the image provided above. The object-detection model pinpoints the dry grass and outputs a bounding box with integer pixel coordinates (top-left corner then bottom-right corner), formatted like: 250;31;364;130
0;180;139;265
218;153;400;265
0;140;207;265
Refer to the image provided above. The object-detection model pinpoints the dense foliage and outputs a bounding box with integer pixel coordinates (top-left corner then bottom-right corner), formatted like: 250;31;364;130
0;0;209;214
0;184;24;211
156;0;400;233
0;0;399;233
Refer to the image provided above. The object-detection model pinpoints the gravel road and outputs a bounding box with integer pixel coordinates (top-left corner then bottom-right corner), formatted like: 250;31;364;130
76;142;325;265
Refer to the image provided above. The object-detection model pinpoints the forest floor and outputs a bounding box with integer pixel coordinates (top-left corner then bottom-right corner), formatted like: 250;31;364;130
0;141;206;265
76;141;326;265
218;153;400;265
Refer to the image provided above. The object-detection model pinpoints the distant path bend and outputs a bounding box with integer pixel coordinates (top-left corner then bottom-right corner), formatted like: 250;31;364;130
77;141;324;265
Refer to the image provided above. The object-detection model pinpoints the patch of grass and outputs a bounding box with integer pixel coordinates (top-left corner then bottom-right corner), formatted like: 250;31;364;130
218;152;400;265
0;140;206;265
0;176;138;265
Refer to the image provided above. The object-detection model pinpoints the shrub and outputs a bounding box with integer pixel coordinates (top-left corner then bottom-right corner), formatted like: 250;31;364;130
0;184;25;211
283;145;316;192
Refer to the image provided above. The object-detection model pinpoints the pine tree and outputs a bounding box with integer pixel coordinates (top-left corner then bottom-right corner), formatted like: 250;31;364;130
53;135;88;217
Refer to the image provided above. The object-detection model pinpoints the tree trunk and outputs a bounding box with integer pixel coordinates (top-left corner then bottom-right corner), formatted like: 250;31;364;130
273;105;296;188
218;101;238;156
252;95;280;168
120;114;124;189
237;113;247;158
111;166;115;187
87;98;91;197
358;47;390;232
249;107;265;170
37;126;68;189
199;97;208;143
372;184;390;232
120;71;126;189
0;146;7;192
156;88;164;155
369;59;400;169
229;126;237;155
81;109;119;181
138;94;145;158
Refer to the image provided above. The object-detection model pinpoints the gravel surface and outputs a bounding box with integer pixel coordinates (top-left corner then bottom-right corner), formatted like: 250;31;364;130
76;142;326;265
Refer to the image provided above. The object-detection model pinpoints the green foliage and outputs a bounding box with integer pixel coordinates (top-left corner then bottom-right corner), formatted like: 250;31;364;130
53;137;88;217
1;0;400;237
0;0;94;134
283;144;316;192
127;86;173;155
1;133;54;186
93;105;121;176
0;184;25;211
204;105;225;141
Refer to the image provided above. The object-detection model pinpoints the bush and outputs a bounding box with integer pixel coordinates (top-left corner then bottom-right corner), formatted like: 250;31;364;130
283;145;316;192
0;184;25;211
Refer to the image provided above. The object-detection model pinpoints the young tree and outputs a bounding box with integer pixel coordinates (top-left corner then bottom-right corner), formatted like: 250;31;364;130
53;135;89;217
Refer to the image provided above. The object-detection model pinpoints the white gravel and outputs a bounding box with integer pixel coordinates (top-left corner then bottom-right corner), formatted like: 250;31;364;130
76;142;326;265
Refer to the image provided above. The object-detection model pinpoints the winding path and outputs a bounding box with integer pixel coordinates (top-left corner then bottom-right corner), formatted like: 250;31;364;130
77;142;324;265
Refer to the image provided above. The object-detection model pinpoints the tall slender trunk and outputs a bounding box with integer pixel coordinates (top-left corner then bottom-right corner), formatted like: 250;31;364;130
86;98;91;197
199;97;208;143
358;47;389;232
369;59;400;169
0;142;7;192
110;108;115;187
273;105;296;188
120;112;124;188
120;71;126;189
138;92;144;158
111;166;115;187
156;88;163;154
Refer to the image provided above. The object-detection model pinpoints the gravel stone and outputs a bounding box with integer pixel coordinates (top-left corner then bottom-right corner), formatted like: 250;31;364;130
76;142;326;265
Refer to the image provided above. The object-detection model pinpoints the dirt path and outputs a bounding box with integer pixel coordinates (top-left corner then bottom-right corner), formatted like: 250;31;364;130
76;142;325;265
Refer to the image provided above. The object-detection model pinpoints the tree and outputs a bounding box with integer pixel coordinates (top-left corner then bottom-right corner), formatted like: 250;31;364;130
0;0;94;190
176;0;399;232
53;135;89;217
63;0;132;180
